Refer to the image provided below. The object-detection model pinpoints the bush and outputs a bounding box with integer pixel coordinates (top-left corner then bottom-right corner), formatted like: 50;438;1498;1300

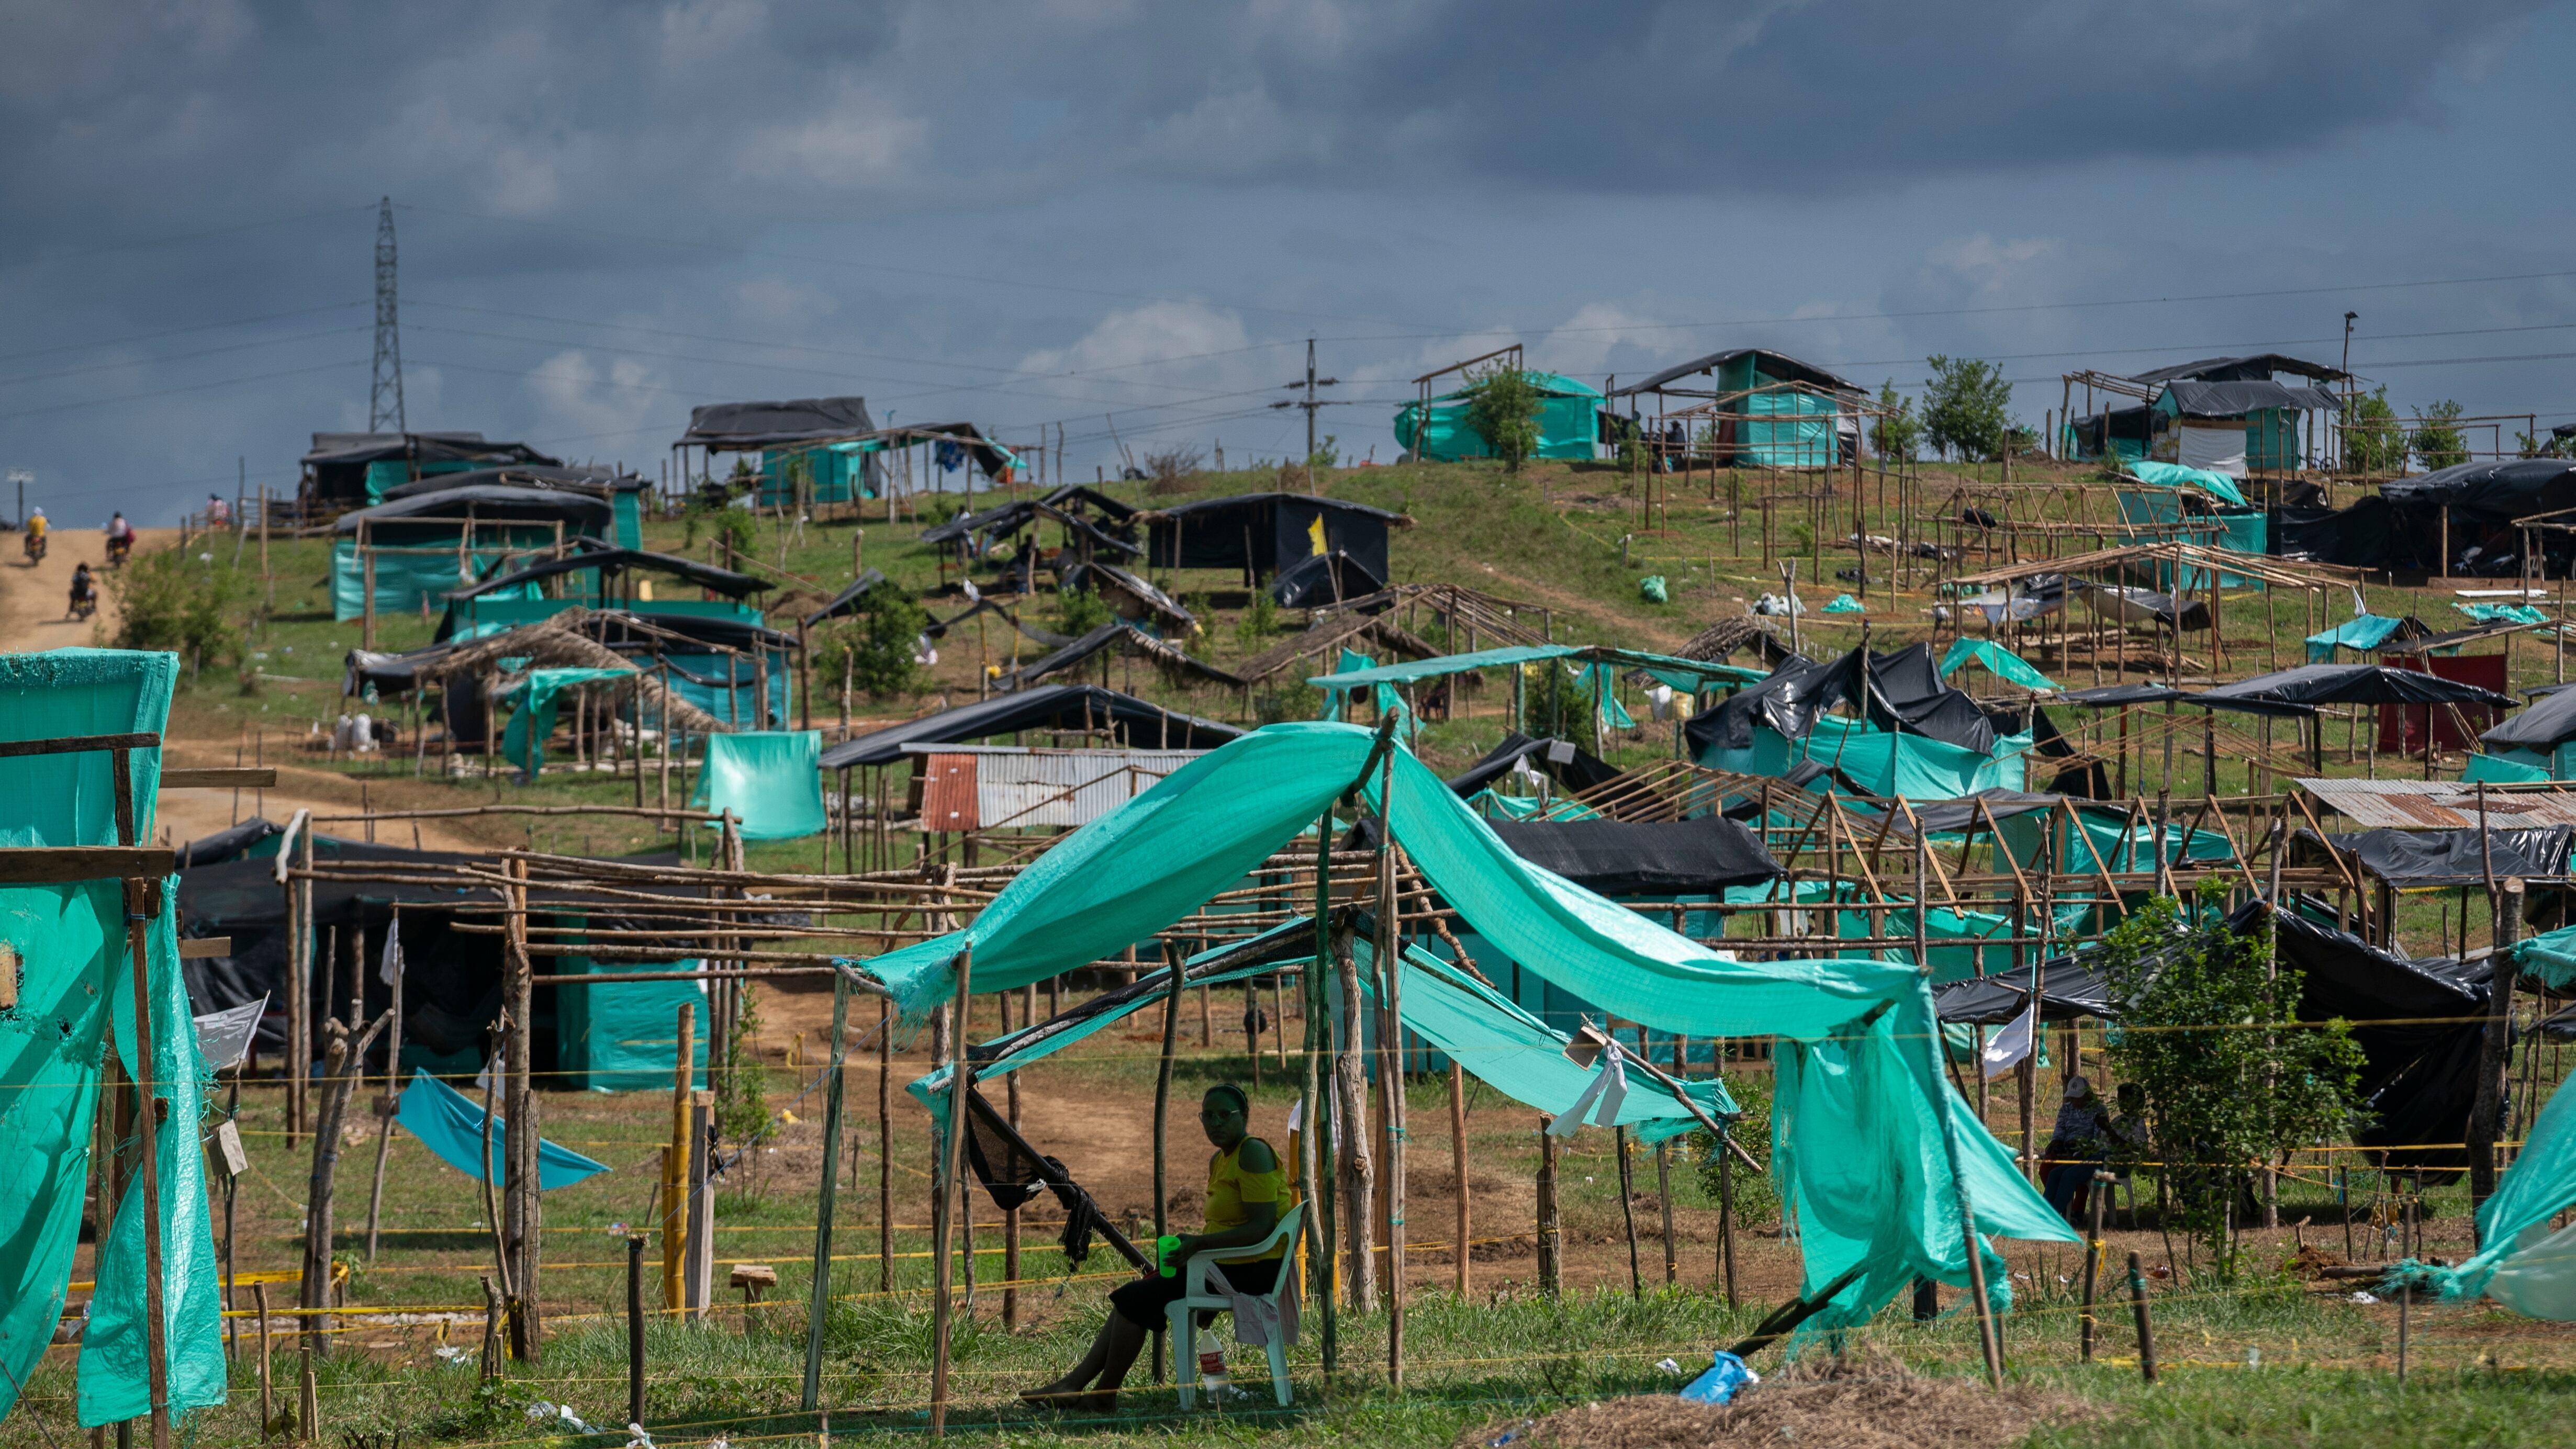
1055;585;1114;636
1687;1071;1780;1229
110;547;251;678
818;581;928;700
1464;365;1544;473
2344;386;2407;474
2411;399;2469;471
1869;379;1921;462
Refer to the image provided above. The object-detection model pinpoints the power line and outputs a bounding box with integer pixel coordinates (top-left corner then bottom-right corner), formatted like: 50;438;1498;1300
0;325;369;391
0;203;379;275
0;359;364;421
0;302;366;366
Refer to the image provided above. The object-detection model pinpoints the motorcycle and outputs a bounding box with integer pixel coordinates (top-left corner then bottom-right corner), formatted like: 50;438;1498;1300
105;534;131;569
68;589;94;622
21;531;44;565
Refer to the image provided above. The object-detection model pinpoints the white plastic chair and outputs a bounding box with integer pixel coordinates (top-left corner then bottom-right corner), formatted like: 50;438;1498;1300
1167;1201;1305;1409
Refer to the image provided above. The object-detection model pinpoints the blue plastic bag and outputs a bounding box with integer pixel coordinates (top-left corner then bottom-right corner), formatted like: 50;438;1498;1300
1678;1350;1758;1405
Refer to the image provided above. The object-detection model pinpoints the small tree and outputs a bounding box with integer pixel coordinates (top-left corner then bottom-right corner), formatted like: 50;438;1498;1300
1463;365;1544;473
1869;380;1921;463
1055;585;1114;636
2411;399;2470;471
2343;386;2409;475
1921;355;2013;462
714;984;774;1196
111;548;252;681
823;581;928;700
2099;888;2365;1274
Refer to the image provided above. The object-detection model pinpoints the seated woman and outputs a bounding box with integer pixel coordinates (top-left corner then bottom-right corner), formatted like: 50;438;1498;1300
1022;1084;1284;1410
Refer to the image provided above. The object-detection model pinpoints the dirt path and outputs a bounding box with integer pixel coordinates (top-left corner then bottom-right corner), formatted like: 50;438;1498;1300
0;521;134;653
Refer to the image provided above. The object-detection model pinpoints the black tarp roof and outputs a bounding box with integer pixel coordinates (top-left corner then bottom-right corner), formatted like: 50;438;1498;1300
678;397;876;450
1487;816;1780;896
1609;349;1864;399
177;817;283;868
2130;353;2350;385
1683;642;1995;756
304;432;558;468
450;547;768;601
1060;560;1196;633
2194;664;2517;713
2483;680;2576;750
332;485;614;534
819;684;1243;769
803;569;890;627
921;488;1141;550
1931;957;2118;1025
1444;731;1623;799
2281;461;2576;571
2292;827;2576;889
996;622;1244;691
2157;380;2343;417
381;465;646;500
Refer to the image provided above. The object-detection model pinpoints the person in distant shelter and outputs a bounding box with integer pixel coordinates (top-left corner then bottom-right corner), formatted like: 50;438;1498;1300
2040;1075;2111;1223
1021;1084;1284;1411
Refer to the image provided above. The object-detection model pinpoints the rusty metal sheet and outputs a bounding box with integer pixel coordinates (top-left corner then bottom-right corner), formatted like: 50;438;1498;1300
2294;777;2576;829
918;753;979;832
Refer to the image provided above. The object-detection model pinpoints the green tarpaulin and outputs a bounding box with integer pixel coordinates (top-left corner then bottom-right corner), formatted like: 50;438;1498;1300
2414;1073;2576;1316
1939;639;2055;692
690;731;828;839
1308;644;1764;694
395;1072;614;1187
2122;459;2247;508
855;722;2073;1331
1698;717;2033;800
1394;373;1601;464
498;667;632;773
554;954;710;1092
2457;602;2549;626
331;541;543;622
2306;614;2405;663
2465;752;2555;785
0;650;223;1426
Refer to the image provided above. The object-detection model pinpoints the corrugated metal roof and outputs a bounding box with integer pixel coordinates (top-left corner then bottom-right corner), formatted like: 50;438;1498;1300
908;746;1206;830
2295;777;2576;829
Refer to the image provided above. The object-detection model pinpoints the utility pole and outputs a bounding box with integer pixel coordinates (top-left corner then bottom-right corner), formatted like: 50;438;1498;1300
1273;339;1340;493
369;197;406;433
7;469;27;530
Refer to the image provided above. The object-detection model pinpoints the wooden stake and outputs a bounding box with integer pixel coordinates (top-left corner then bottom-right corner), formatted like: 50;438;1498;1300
663;1004;694;1311
1617;1124;1643;1299
1656;1140;1677;1287
878;996;893;1293
364;908;405;1262
802;967;851;1411
1151;939;1184;1383
1448;1061;1470;1297
2080;1172;2108;1361
253;1283;272;1441
1536;1115;1561;1297
502;856;541;1360
628;1237;646;1428
928;947;973;1436
2126;1251;2157;1383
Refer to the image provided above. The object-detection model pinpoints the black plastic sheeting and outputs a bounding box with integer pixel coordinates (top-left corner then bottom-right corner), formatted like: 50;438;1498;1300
2130;354;2349;386
450;547;769;602
817;684;1243;769
995;622;1245;692
1487;816;1780;896
2194;664;2518;713
1684;642;1993;756
2157;380;2342;417
1268;549;1386;608
1932;902;2496;1174
1444;731;1623;799
332;485;613;534
381;465;644;501
678;396;876;449
2483;681;2576;751
802;569;889;626
177;817;282;868
2278;461;2576;573
2291;827;2576;888
1143;493;1402;582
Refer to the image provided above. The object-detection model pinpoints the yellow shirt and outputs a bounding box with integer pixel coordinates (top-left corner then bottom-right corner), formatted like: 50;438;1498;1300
1205;1137;1287;1260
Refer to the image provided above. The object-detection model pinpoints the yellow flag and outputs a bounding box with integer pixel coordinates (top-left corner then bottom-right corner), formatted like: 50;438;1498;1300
1307;514;1328;557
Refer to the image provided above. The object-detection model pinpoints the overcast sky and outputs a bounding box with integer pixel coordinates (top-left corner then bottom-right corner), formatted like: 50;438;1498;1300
5;1;2573;522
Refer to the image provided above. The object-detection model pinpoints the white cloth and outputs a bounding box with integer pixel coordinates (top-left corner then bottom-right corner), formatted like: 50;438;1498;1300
1981;1000;2037;1079
1207;1257;1300;1349
190;995;268;1072
378;917;406;986
1549;1037;1631;1136
2177;421;2249;478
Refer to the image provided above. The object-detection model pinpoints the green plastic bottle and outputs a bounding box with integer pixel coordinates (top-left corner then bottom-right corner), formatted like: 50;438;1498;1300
1157;1234;1184;1277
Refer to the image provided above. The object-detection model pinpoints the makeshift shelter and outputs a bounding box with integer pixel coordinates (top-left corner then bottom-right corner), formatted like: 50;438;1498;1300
2196;662;2518;761
1058;560;1197;635
822;686;1241;770
1939;638;2056;693
1394;372;1604;464
2062;355;2346;473
858;721;2075;1331
330;484;618;623
1487;815;1780;896
674;397;887;506
2484;681;2576;776
1686;644;2035;797
1141;493;1409;590
1311;644;1763;747
439;544;770;642
1608;349;1866;469
1443;731;1622;800
2280;460;2576;574
301;430;558;511
2407;1071;2576;1317
382;464;651;549
996;622;1246;693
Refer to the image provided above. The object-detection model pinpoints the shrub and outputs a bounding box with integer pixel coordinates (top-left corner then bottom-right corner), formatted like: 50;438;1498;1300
2344;386;2408;474
1464;365;1544;473
819;581;928;700
2411;399;2469;471
1921;355;2013;462
1869;379;1921;462
1688;1071;1780;1228
1055;585;1114;636
110;547;251;679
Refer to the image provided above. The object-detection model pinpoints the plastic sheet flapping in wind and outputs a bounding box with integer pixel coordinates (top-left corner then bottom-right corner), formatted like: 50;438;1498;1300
689;730;828;840
856;721;2072;1333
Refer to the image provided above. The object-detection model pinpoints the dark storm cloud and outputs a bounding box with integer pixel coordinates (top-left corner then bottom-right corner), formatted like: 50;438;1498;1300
0;0;2538;260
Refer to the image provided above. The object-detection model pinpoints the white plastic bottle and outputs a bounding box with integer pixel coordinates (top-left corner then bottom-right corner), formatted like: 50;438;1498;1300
1194;1327;1229;1399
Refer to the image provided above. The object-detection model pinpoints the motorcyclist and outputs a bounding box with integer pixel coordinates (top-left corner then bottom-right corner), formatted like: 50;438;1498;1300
21;507;45;562
205;493;230;528
105;511;133;564
67;561;95;618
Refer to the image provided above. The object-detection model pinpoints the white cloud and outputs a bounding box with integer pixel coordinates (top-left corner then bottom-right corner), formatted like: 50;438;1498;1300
525;350;658;445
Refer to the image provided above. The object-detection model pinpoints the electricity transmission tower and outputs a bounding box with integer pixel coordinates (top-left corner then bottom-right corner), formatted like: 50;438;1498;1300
368;197;406;433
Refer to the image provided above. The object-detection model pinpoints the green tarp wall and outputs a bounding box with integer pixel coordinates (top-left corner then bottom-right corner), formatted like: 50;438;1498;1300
361;459;477;506
2113;490;2268;589
1394;373;1602;463
0;650;224;1425
759;441;881;508
1738;390;1840;468
690;731;828;839
331;532;564;622
552;957;711;1092
613;490;644;549
1696;716;2033;799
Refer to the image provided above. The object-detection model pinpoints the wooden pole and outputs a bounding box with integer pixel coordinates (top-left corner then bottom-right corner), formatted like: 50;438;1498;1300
1536;1115;1561;1297
502;855;541;1360
1656;1140;1677;1286
2470;877;2525;1214
1617;1124;1643;1299
1151;939;1184;1384
2080;1171;2108;1361
628;1236;647;1428
2126;1251;2158;1383
110;747;173;1449
1717;1136;1737;1307
1303;812;1338;1378
364;907;405;1262
878;996;893;1293
663;1004;694;1311
802;966;852;1411
1448;1061;1470;1297
927;949;975;1433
